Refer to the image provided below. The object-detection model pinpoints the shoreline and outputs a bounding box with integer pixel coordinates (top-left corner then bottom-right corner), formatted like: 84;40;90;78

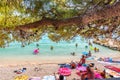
1;56;120;80
0;51;120;67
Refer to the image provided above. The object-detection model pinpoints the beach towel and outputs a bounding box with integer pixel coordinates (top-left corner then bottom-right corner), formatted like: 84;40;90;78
29;77;41;80
14;75;28;80
106;69;120;78
76;66;87;71
86;56;94;60
58;64;71;69
112;61;120;63
42;75;55;80
76;71;86;76
97;58;120;64
105;65;120;73
97;61;113;65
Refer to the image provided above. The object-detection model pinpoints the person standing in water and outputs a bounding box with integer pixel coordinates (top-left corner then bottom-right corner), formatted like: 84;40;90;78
89;41;92;46
88;51;92;57
36;43;39;47
75;43;78;48
50;46;54;50
94;47;97;53
85;45;88;49
71;52;75;56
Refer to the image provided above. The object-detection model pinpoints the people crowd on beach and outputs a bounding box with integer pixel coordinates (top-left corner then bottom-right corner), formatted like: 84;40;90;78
14;42;117;80
28;41;107;80
55;53;108;80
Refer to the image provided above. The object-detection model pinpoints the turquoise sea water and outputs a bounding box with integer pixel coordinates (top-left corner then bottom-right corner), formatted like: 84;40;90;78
0;34;119;59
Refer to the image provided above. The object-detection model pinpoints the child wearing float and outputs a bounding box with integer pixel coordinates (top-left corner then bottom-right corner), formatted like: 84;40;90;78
33;48;39;55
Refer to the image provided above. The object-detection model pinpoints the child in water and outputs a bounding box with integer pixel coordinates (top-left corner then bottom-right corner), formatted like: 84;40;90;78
71;52;75;56
34;48;39;55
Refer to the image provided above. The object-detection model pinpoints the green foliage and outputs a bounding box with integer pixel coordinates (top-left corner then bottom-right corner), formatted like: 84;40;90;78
0;0;119;47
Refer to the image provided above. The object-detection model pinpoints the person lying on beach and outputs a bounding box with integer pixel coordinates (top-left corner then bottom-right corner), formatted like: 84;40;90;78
97;57;112;62
94;68;106;79
70;61;77;69
14;68;27;74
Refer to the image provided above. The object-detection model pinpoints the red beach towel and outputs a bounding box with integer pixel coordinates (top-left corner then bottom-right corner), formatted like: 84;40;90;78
105;65;120;73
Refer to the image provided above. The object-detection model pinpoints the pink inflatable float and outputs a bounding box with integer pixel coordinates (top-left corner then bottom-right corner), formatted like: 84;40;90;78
33;48;39;54
58;68;71;76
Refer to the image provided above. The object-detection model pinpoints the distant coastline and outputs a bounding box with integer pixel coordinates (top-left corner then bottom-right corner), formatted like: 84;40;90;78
93;38;120;51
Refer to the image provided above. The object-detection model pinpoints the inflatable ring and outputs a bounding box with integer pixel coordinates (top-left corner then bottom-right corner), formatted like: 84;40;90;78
89;46;94;50
58;68;71;76
33;49;39;54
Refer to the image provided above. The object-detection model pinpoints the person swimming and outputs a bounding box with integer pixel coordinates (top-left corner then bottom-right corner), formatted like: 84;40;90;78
85;45;88;49
36;43;39;47
50;46;54;50
71;52;75;56
75;43;78;48
88;51;92;57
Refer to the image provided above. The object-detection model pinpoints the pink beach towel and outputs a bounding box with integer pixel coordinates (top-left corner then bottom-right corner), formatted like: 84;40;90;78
29;77;41;80
94;72;103;79
76;66;87;71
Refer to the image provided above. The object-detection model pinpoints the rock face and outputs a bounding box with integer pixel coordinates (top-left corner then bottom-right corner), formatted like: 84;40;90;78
93;38;120;51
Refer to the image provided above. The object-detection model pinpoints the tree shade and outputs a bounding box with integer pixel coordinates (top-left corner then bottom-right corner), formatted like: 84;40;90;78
0;0;120;47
